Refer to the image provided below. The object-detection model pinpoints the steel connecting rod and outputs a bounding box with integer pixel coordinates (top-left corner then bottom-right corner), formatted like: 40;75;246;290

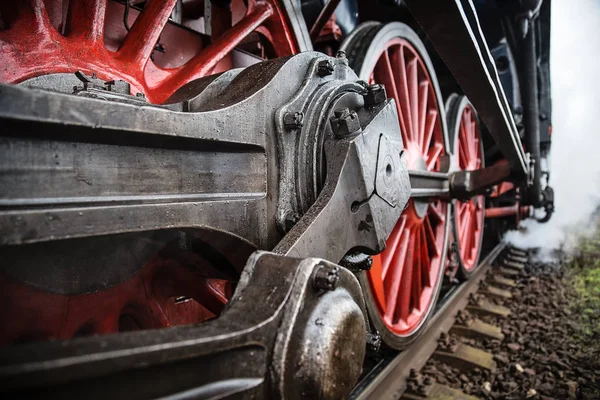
409;162;512;201
0;52;411;400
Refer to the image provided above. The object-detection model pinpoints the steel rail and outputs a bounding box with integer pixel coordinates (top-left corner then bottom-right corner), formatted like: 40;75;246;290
349;241;507;400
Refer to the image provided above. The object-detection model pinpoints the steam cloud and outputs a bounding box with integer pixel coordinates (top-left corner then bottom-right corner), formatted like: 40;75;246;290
504;0;600;250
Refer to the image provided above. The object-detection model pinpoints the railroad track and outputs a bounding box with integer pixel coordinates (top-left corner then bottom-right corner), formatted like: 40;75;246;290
351;243;529;399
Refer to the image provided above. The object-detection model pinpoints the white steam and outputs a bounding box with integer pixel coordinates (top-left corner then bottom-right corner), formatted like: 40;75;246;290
504;0;600;250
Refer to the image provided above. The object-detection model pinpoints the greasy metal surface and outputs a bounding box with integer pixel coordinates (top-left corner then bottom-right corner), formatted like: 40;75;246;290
405;0;527;176
349;243;506;400
450;162;513;200
274;98;410;262
0;50;411;398
408;170;450;198
0;53;362;250
433;343;496;371
0;252;367;400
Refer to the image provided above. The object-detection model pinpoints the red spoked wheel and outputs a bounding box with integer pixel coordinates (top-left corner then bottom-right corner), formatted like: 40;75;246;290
341;22;450;348
0;0;298;103
0;0;299;345
0;232;250;345
447;95;485;279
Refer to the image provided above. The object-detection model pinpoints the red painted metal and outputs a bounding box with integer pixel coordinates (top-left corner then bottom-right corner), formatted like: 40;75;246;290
309;0;342;42
367;39;447;336
485;205;531;220
0;0;297;344
0;0;297;104
0;254;230;345
454;104;484;271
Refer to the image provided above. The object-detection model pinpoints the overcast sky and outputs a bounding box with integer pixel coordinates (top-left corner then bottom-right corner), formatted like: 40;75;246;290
506;0;600;249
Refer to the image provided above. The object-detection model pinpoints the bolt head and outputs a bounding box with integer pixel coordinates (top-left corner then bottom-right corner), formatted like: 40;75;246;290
364;84;387;107
283;111;304;130
313;264;340;291
317;59;335;76
330;108;361;137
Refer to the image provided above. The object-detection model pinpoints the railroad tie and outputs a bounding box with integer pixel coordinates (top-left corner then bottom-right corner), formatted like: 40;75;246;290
467;299;511;318
402;383;479;400
451;318;505;341
502;259;526;271
492;275;517;288
481;285;513;299
505;253;528;264
433;343;497;371
508;247;528;258
499;267;521;277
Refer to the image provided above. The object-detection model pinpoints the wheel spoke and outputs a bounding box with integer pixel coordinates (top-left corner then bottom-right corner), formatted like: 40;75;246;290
118;0;178;68
94;316;120;335
408;58;419;146
163;4;273;96
426;142;444;171
418;81;429;150
392;46;415;145
429;201;445;223
424;216;439;257
67;0;106;42
384;229;410;321
423;109;438;153
420;225;431;287
468;121;477;164
382;216;407;280
397;229;416;322
374;49;403;133
411;228;422;311
459;211;471;246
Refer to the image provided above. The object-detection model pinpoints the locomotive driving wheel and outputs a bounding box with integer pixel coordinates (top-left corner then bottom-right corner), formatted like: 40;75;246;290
447;95;485;280
0;0;298;103
341;22;450;348
0;0;300;345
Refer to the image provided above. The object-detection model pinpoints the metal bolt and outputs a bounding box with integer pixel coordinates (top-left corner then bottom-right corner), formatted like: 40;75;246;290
317;59;334;76
364;84;387;107
330;107;361;137
283;111;304;130
366;332;382;353
313;264;339;291
104;80;115;92
136;92;146;98
336;50;346;59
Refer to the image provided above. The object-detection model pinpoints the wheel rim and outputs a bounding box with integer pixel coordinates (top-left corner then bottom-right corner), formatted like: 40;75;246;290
0;0;297;103
362;35;448;336
454;104;484;271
